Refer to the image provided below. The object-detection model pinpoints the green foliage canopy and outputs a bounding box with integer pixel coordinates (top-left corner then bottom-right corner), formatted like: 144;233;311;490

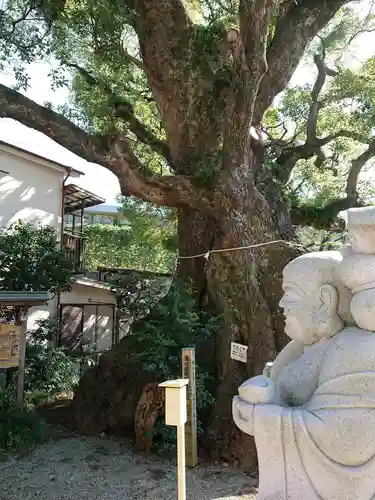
1;0;375;229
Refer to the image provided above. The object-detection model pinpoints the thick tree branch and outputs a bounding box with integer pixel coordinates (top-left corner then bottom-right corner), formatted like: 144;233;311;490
307;54;327;142
320;130;370;146
0;84;212;211
253;0;350;124
67;63;172;165
239;0;274;82
275;129;371;184
346;139;375;200
272;52;368;183
124;0;193;101
120;0;198;161
290;197;360;228
105;136;214;209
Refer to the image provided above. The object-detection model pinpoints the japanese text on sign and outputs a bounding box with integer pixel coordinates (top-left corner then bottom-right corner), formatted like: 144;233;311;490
230;342;248;363
0;323;21;368
182;348;197;468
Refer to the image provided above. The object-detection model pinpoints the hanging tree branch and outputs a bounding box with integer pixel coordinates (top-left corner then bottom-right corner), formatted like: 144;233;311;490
0;83;213;211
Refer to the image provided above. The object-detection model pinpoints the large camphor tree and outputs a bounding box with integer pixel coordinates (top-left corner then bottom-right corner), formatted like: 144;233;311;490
1;0;375;466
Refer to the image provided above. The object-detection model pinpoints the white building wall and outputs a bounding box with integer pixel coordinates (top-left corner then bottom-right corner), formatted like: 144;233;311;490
0;145;68;331
60;283;116;305
0;145;64;231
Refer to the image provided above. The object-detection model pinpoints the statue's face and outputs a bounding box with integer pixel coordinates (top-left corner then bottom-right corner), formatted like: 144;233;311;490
279;275;337;345
279;279;316;344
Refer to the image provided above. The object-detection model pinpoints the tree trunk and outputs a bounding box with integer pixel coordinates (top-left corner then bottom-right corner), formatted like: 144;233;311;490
134;383;165;453
176;208;218;307
200;154;302;469
206;238;302;468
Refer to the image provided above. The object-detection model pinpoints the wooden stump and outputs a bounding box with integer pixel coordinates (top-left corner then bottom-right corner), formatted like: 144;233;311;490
134;383;165;453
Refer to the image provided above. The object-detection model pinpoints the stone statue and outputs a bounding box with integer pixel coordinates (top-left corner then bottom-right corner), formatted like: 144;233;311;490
233;207;375;499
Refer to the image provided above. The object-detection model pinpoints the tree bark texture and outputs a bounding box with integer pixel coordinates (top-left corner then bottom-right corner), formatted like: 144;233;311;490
134;383;165;453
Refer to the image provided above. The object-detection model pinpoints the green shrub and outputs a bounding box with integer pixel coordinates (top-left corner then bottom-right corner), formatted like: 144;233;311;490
129;281;220;450
0;390;49;452
25;319;80;396
0;409;49;451
4;319;80;408
0;389;16;412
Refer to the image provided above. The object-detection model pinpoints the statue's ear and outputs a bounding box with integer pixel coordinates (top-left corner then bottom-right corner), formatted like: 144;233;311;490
319;284;338;313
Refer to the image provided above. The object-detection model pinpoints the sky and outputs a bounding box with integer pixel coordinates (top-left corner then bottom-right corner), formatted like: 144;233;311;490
0;0;374;204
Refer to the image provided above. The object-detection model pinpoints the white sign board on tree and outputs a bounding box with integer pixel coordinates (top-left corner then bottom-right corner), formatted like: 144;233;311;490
230;342;248;363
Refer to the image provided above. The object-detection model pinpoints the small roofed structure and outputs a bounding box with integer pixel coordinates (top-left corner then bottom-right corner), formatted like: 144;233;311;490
0;290;55;407
0;291;54;306
63;185;105;272
63;184;105;213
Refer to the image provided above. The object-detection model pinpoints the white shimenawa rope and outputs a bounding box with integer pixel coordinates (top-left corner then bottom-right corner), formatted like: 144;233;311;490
178;239;290;260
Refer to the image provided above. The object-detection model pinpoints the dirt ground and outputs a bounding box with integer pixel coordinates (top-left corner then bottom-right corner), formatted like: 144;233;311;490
0;436;257;500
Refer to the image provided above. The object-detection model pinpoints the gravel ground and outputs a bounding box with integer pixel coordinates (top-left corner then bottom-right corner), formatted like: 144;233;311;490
0;437;257;500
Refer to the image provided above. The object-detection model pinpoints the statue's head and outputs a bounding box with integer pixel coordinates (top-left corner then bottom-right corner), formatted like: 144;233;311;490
340;207;375;331
279;251;352;345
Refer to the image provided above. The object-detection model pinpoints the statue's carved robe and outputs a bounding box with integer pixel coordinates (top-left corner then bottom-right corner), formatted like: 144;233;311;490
254;327;375;500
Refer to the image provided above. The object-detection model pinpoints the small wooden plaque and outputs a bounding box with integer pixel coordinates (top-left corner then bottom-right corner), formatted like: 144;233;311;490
182;348;198;468
0;323;21;368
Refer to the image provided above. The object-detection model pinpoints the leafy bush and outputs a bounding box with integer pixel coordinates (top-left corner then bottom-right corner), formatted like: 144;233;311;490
0;221;74;293
5;319;80;405
129;281;220;450
0;390;49;452
24;319;80;396
110;272;171;324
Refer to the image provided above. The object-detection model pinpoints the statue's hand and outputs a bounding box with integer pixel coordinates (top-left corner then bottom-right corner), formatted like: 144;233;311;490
263;362;273;378
233;396;255;436
239;375;278;404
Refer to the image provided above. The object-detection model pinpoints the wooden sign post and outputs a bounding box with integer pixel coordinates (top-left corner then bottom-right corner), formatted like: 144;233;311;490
182;348;198;468
15;308;27;408
0;291;53;408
